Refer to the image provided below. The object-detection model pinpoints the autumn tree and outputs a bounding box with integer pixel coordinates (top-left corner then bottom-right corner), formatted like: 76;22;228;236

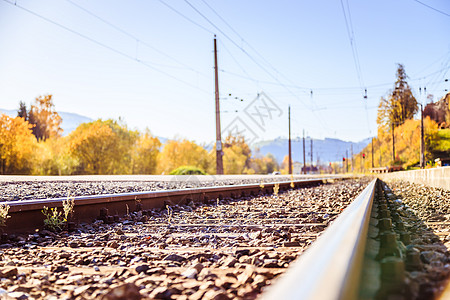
222;134;252;174
280;155;290;174
356;117;440;170
25;95;63;140
0;114;37;174
131;129;161;174
377;64;418;132
67;119;137;174
33;138;76;175
158;139;210;174
247;153;278;174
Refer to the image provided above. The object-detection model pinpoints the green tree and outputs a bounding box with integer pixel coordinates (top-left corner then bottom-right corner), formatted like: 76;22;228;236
17;101;28;121
377;64;418;132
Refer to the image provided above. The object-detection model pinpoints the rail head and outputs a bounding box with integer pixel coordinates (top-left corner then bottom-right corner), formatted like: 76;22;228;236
262;178;377;300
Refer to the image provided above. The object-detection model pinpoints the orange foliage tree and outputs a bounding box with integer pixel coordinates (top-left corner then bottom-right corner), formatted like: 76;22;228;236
0;114;37;174
28;95;63;140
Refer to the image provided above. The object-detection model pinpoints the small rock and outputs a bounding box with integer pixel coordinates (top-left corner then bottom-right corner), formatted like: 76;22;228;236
249;231;262;240
149;286;181;299
101;283;141;300
163;254;185;262
135;264;149;274
51;266;69;273
263;259;279;268
74;285;90;296
7;291;29;300
68;241;79;248
107;241;119;249
202;289;230;300
221;257;237;268
181;268;198;279
283;241;301;247
59;252;71;259
0;267;18;278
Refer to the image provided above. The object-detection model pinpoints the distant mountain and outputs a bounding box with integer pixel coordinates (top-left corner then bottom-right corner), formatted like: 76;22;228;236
252;136;373;164
57;112;93;135
0;108;93;136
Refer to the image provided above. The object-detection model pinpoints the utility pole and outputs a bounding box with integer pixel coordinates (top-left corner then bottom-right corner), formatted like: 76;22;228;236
371;138;374;168
346;149;349;173
214;36;223;175
288;106;292;174
350;144;353;173
310;138;313;173
302;130;306;174
392;123;395;164
420;104;425;168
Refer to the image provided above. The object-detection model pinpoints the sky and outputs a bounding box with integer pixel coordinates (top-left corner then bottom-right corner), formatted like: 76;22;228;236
0;0;449;145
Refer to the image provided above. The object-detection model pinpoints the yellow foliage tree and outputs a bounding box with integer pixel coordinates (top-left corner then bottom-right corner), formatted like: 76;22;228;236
0;114;37;174
280;155;290;174
355;117;440;172
32;137;76;175
158;139;210;174
131;129;161;174
67;119;137;174
222;134;251;174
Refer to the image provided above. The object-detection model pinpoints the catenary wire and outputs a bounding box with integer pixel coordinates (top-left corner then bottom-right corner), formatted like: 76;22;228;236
2;0;211;95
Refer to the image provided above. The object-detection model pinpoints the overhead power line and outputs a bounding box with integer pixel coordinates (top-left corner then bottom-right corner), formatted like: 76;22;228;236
182;0;311;109
2;0;210;94
340;0;365;94
199;0;306;90
157;0;215;35
66;0;209;78
412;0;450;17
183;0;334;134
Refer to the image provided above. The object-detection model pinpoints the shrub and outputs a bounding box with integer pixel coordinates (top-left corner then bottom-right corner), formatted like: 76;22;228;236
169;166;207;175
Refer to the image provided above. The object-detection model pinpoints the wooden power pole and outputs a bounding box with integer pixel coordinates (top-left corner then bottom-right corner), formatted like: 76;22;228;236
371;138;374;168
214;36;223;175
420;104;425;168
302;130;306;174
288;106;292;174
392;123;395;163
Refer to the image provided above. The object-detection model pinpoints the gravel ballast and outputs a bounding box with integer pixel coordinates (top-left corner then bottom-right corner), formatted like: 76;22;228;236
0;176;327;202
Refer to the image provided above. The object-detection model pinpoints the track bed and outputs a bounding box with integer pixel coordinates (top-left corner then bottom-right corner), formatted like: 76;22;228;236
0;178;369;299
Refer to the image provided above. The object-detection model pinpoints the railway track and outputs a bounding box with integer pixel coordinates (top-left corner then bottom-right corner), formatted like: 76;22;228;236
3;177;334;233
0;176;448;299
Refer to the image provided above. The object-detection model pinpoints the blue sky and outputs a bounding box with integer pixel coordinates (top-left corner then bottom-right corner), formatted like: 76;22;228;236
0;0;449;144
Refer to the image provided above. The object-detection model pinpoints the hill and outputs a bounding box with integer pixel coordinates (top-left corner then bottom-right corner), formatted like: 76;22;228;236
253;136;372;164
0;108;93;136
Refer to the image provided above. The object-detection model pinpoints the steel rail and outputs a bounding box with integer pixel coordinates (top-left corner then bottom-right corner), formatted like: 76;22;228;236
262;178;377;300
3;178;337;234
